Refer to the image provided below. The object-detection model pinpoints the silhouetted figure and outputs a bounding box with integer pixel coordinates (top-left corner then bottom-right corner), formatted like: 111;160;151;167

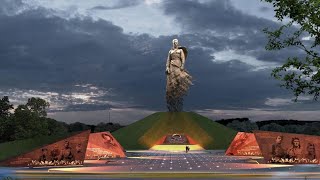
185;145;190;153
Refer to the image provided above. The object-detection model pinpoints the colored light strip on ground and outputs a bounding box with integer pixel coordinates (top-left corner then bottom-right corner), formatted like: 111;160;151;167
150;145;204;151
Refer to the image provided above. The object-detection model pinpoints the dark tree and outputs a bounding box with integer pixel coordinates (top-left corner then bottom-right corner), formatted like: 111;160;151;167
262;0;320;100
0;96;14;142
46;118;68;136
216;118;250;126
260;123;285;132
301;122;320;135
26;97;50;117
256;119;311;128
94;122;124;133
13;104;49;140
226;120;259;132
68;122;90;132
0;96;13;118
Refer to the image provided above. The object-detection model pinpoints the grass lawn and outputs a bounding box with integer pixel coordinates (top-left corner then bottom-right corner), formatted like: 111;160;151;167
112;112;237;150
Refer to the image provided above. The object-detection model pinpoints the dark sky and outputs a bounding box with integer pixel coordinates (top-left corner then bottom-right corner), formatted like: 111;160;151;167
0;0;319;125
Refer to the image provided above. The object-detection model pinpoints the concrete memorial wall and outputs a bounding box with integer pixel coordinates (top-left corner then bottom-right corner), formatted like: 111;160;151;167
225;132;262;156
85;132;126;159
0;130;90;167
254;131;319;164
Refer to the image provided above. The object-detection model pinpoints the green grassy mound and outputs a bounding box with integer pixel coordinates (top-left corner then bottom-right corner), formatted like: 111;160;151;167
112;112;237;150
0;133;74;161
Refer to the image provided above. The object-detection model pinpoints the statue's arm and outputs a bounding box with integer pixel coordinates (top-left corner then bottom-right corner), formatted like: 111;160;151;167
180;49;185;70
166;51;170;73
166;51;170;68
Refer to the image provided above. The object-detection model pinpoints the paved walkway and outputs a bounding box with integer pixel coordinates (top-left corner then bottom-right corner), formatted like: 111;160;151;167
4;150;320;179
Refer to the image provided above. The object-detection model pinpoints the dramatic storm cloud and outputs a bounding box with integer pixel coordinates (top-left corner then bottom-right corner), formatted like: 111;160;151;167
0;0;319;124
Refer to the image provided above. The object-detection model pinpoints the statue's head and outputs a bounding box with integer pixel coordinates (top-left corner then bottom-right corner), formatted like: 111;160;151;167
172;39;179;48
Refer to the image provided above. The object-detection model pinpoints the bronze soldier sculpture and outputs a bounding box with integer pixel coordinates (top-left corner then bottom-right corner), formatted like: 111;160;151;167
165;39;192;112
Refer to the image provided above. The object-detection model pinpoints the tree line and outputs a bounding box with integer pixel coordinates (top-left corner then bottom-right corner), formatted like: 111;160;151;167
0;96;124;143
2;94;318;143
216;118;320;136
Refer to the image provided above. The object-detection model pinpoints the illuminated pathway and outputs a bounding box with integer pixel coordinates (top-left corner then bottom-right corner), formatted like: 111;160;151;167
8;150;320;179
51;150;293;172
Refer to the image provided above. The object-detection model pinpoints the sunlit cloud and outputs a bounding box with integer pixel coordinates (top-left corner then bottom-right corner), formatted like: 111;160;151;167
212;49;279;71
264;98;294;107
144;0;162;5
264;96;314;107
0;84;134;112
